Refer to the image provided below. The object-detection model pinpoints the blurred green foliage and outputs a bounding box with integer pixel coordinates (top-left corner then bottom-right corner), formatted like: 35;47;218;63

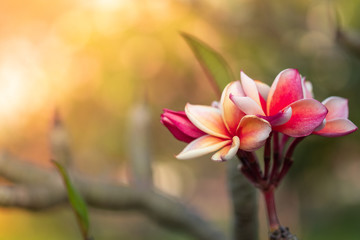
182;32;234;94
53;160;91;239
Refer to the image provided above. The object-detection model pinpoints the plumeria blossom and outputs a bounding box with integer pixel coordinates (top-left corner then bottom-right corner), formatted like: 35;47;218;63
162;81;272;161
230;69;328;137
300;81;358;137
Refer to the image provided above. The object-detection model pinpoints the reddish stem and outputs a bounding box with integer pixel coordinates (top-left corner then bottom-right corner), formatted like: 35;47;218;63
270;132;281;182
246;151;263;179
264;135;272;181
263;187;280;232
279;134;290;156
275;137;304;185
284;137;305;160
240;166;262;188
237;150;262;182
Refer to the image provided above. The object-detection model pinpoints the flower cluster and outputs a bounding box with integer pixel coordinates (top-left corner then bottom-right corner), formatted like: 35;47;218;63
161;68;357;163
162;68;357;235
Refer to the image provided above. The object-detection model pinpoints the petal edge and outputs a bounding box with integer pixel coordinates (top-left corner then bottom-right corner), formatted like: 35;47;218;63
314;118;357;137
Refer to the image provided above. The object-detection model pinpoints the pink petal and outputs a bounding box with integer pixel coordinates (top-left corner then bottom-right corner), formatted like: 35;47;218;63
302;78;314;98
220;81;246;135
267;69;304;116
313;119;357;137
211;136;240;161
230;95;265;116
261;107;292;126
238;115;272;151
274;99;328;137
185;104;229;139
241;71;262;107
161;116;197;143
176;135;231;159
322;96;349;120
161;109;206;139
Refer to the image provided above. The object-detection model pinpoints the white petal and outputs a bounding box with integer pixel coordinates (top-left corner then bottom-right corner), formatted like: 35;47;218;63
176;135;231;159
230;95;265;115
185;104;229;139
220;81;246;134
241;71;262;106
255;80;271;100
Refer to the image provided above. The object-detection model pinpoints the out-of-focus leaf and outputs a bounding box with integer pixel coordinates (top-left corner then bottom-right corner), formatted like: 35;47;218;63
182;32;235;96
334;9;360;58
53;160;91;240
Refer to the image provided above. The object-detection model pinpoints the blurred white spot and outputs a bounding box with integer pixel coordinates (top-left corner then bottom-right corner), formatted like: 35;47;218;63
153;161;195;197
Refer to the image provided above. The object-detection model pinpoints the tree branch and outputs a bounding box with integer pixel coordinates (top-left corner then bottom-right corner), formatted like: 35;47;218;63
227;158;258;240
0;153;227;240
127;102;153;188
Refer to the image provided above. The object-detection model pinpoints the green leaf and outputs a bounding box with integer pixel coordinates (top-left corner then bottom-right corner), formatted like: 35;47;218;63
53;160;91;240
182;32;235;96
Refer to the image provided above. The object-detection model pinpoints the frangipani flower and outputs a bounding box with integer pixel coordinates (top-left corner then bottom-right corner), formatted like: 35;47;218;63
300;81;358;136
230;69;328;137
175;81;272;161
161;109;206;143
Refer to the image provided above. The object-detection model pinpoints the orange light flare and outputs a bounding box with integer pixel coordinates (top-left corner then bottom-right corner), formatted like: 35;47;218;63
0;38;54;164
0;38;50;128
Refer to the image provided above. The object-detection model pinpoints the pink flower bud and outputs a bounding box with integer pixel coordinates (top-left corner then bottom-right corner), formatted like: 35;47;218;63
161;109;205;143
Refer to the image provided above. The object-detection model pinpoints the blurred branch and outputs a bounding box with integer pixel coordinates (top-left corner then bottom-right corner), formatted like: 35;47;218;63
128;102;153;188
227;158;258;240
0;153;56;185
0;153;226;240
0;185;65;210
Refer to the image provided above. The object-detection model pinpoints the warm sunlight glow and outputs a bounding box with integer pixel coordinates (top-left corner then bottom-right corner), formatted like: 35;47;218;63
88;0;128;10
0;39;49;127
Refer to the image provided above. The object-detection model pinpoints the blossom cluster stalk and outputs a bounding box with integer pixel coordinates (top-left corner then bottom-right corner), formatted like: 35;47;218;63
236;132;304;238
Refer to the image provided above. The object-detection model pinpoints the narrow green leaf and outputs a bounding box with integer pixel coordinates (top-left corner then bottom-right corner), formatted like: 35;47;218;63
53;160;91;240
182;32;235;96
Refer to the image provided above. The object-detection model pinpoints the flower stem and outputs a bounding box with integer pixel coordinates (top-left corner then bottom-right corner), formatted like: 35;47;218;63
263;187;280;232
270;132;281;182
284;137;304;160
264;135;272;181
237;150;262;183
275;137;304;186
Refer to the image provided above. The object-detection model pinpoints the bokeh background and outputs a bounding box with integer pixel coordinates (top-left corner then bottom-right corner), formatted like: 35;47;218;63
0;0;360;239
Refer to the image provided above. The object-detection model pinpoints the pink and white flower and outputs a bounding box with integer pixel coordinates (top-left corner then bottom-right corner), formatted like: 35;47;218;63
230;69;328;137
174;81;272;161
